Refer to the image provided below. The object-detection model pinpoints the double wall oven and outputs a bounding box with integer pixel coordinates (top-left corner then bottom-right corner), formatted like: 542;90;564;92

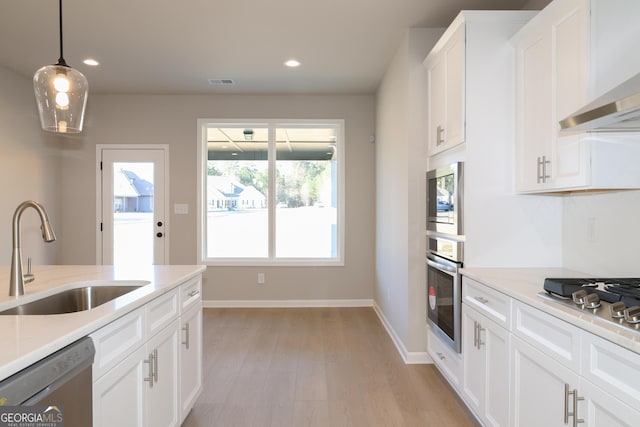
426;162;464;353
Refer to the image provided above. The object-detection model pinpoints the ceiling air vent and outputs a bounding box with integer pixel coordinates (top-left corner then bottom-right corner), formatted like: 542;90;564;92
208;79;234;85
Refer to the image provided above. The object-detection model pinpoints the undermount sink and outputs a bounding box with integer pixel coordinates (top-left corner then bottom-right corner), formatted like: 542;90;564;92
0;283;149;315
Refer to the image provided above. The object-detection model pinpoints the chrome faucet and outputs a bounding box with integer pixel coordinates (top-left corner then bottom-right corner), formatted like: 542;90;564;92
9;200;56;296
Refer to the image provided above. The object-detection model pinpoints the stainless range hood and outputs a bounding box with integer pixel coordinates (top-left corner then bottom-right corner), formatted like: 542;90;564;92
559;73;640;133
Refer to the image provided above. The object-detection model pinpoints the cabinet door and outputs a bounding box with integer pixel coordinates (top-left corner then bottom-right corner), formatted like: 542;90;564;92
483;316;510;427
514;24;553;192
444;23;465;148
93;346;147;427
511;335;580;427
426;21;465;156
580;378;640;427
146;320;180;427
180;303;203;422
427;53;446;154
462;304;510;427
461;305;484;416
552;0;589;189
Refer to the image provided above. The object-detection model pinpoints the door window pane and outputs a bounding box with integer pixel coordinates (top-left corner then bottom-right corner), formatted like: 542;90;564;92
112;162;154;266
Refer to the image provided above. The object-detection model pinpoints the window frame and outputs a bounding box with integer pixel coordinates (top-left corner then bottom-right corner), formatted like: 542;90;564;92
196;118;345;266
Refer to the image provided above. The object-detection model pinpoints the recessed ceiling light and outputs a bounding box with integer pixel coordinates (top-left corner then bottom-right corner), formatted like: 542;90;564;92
284;59;301;68
83;58;99;66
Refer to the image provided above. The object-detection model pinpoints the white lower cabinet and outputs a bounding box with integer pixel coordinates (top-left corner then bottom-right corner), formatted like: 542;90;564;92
93;321;179;427
456;277;640;427
580;377;640;427
147;320;180;427
93;345;147;427
462;304;510;427
427;327;462;390
91;276;204;427
180;302;203;423
509;301;640;426
511;334;580;427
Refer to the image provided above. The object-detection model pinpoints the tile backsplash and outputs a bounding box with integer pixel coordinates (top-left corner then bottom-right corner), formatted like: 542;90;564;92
563;189;640;276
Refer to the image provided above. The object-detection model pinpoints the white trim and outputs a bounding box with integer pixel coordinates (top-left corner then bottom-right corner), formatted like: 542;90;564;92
373;302;431;365
204;299;373;308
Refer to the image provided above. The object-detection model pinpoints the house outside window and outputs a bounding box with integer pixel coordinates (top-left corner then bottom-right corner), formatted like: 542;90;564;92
197;119;345;265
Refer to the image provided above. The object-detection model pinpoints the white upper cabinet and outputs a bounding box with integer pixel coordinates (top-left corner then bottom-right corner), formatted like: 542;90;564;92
512;0;640;193
425;20;465;155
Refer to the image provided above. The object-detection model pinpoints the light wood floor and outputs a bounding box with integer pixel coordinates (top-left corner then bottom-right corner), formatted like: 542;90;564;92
182;307;478;427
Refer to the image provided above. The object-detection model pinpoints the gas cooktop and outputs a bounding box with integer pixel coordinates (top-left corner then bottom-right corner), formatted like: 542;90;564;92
539;277;640;334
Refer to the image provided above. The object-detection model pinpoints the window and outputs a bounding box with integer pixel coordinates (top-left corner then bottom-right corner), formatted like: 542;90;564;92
197;119;344;265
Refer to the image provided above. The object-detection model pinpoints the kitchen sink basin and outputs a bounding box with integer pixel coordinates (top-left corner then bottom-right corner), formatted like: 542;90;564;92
0;283;148;315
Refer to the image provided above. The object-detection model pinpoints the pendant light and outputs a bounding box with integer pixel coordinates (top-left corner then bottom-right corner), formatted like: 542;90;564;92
33;0;88;133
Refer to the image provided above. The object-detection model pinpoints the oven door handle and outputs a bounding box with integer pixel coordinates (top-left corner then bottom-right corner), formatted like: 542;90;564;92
426;256;458;273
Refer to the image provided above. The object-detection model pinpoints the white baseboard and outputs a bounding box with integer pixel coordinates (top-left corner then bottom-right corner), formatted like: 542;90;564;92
203;299;374;308
373;302;431;365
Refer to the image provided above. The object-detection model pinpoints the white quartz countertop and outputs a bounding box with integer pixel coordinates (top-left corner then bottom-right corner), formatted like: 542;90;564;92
461;267;640;355
0;264;206;381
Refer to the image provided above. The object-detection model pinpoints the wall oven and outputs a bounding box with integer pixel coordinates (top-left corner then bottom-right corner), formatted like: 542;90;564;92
426;162;463;235
426;235;463;353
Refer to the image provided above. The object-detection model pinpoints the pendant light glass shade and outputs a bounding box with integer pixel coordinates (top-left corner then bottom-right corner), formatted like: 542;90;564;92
33;0;88;134
34;64;88;133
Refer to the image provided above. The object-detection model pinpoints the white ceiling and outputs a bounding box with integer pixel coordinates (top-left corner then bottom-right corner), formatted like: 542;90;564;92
0;0;532;95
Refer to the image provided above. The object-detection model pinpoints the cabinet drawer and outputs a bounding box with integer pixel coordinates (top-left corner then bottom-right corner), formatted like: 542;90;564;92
90;307;145;380
512;300;581;370
180;276;202;312
428;328;462;389
581;331;640;409
146;288;179;337
463;277;511;329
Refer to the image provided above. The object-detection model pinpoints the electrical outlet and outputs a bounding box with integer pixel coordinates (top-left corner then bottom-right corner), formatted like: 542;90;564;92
257;273;265;284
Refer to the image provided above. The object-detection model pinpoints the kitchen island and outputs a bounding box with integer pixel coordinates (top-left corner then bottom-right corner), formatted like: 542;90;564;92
0;264;205;381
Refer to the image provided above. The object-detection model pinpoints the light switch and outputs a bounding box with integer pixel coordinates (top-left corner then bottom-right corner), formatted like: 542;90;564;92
174;204;189;215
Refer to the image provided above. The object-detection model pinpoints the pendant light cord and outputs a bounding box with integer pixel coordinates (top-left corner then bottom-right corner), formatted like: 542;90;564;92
57;0;68;66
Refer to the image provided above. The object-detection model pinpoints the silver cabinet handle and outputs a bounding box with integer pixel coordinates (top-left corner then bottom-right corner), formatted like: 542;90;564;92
564;384;584;426
153;349;158;383
144;351;155;388
436;125;445;146
473;321;478;348
182;322;190;350
477;324;485;348
537;155;551;183
188;289;200;297
474;296;489;305
435;352;445;361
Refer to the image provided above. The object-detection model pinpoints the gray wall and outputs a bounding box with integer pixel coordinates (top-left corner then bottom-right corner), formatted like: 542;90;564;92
375;29;444;354
0;66;62;266
58;93;376;301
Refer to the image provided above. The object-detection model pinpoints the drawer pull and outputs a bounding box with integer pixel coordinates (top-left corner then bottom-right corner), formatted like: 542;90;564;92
564;384;584;426
144;351;155;388
474;296;489;304
187;289;200;298
435;352;446;361
182;322;190;349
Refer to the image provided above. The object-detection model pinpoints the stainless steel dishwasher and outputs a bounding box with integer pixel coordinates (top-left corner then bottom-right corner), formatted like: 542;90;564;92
0;336;95;427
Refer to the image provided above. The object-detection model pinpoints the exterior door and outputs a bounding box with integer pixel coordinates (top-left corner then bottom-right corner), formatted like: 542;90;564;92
98;146;168;265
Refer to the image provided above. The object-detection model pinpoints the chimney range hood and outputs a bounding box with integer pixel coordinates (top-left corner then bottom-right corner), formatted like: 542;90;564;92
559;73;640;133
